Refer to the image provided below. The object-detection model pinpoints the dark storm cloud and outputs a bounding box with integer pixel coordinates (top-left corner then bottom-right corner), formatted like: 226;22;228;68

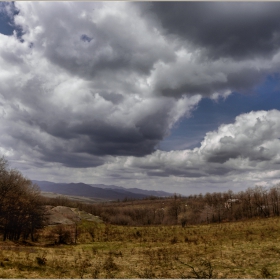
1;111;106;168
17;109;161;161
2;1;280;180
38;102;173;157
73;127;159;157
140;2;280;98
148;2;280;60
41;151;104;168
42;121;75;140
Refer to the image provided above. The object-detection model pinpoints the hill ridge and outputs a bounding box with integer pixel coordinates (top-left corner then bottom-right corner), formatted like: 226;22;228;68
32;180;175;201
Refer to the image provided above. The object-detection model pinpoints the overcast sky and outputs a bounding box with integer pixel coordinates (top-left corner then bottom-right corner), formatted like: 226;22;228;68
1;2;280;195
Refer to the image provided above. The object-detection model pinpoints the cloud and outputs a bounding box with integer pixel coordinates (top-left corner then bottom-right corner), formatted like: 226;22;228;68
0;2;201;169
1;1;280;182
148;2;280;60
10;109;280;195
15;2;176;79
114;110;280;178
139;2;280;98
150;55;268;97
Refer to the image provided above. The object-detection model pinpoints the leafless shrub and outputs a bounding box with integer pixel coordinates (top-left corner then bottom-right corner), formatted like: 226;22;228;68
49;225;74;244
36;252;47;266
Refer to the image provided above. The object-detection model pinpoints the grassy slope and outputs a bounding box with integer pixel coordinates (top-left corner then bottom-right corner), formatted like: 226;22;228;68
0;217;280;278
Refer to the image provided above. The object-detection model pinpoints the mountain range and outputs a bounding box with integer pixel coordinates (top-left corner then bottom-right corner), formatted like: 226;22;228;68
33;180;175;201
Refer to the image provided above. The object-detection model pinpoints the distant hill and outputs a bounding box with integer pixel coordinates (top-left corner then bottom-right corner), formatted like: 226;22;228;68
33;180;174;201
90;184;173;197
89;184;125;190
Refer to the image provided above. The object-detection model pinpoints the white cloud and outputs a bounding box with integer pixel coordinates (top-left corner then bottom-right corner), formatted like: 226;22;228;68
1;2;280;194
84;110;280;194
0;2;202;169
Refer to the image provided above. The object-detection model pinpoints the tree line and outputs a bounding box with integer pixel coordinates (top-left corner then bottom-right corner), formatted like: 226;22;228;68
2;154;280;242
0;157;45;241
41;184;280;227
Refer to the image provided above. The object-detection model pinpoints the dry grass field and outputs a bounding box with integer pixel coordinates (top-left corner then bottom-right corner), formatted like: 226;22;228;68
1;216;280;278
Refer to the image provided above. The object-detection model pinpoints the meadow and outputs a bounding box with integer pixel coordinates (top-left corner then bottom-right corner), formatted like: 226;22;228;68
1;216;280;278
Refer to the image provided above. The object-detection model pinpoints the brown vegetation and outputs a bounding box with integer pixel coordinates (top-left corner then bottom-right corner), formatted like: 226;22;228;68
1;216;280;278
45;184;280;228
2;156;280;278
0;158;45;241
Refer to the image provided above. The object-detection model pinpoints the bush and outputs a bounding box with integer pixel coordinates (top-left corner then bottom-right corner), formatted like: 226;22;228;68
109;214;134;225
49;225;74;244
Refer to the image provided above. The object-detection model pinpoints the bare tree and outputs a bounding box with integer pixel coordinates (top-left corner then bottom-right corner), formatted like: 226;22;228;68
269;185;280;216
167;194;182;224
0;157;45;241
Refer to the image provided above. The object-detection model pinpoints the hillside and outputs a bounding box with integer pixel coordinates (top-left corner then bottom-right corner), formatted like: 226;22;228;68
33;180;174;201
89;184;173;197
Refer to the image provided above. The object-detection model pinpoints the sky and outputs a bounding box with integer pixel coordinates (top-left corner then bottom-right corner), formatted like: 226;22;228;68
1;2;280;196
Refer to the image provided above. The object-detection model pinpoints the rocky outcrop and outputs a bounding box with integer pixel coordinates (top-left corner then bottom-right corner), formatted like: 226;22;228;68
44;206;102;225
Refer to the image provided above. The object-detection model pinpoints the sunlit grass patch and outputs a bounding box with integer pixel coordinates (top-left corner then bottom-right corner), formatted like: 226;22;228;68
1;216;280;278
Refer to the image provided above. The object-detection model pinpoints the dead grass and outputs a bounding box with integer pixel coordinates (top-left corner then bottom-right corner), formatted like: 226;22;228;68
1;217;280;278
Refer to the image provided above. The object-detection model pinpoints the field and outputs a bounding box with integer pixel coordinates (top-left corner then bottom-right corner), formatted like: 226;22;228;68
1;216;280;278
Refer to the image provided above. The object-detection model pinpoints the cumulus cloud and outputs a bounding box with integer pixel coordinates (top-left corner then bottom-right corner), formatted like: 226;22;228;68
141;2;280;97
148;2;280;60
0;2;201;168
110;110;280;179
0;1;280;193
14;110;280;195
